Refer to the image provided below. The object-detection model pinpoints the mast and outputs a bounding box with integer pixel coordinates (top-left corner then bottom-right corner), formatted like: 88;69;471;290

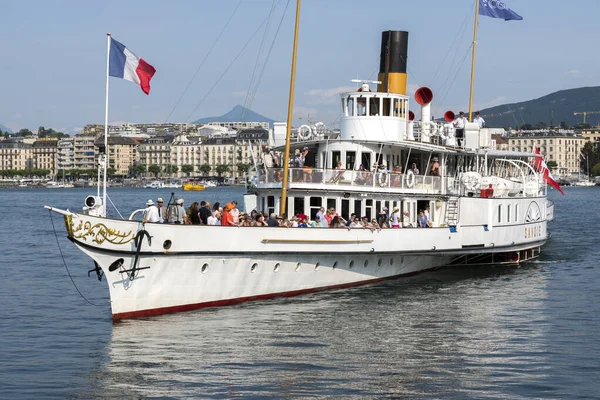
279;0;301;216
468;0;480;122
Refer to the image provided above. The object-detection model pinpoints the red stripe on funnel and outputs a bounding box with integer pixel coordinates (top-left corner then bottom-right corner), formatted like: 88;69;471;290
136;58;156;95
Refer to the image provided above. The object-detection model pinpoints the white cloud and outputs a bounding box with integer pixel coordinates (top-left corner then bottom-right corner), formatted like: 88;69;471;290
478;96;507;109
304;86;356;105
292;106;320;122
231;90;248;98
565;69;582;77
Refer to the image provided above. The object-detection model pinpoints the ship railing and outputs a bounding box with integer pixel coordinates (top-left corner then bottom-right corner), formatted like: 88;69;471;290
255;167;444;193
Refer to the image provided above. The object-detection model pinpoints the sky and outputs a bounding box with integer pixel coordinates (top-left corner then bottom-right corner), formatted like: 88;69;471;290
1;0;599;134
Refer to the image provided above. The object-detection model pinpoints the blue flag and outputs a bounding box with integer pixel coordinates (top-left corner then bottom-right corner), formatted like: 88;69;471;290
479;0;523;21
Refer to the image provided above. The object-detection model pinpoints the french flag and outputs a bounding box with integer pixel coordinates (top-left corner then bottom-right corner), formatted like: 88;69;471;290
109;38;156;95
534;146;564;195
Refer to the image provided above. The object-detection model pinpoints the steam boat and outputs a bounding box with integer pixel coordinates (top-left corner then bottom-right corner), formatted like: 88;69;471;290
46;30;552;320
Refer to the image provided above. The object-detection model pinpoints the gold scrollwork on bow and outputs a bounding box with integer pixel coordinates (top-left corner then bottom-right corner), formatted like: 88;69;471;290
68;217;134;245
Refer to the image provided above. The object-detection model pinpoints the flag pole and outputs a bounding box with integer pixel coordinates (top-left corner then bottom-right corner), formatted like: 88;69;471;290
468;0;480;122
102;33;111;217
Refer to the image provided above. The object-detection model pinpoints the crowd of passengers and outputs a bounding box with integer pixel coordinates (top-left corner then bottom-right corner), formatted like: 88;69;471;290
143;197;433;228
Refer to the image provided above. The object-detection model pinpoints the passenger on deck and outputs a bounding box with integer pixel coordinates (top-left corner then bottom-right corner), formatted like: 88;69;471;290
267;213;280;227
391;165;403;186
170;198;188;224
187;202;201;225
221;203;236;226
207;212;221;226
230;201;240;224
430;157;440;176
199;201;211;225
390;206;401;228
329;161;345;183
253;213;268;227
417;210;429;228
349;216;362;228
410;163;420;175
402;210;413;228
157;198;166;223
144;199;160;223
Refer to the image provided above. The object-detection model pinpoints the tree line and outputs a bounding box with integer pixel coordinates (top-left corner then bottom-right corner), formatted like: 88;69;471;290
129;163;252;178
1;126;70;139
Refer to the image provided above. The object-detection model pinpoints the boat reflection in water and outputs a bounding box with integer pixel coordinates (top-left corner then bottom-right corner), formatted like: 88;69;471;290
82;264;550;398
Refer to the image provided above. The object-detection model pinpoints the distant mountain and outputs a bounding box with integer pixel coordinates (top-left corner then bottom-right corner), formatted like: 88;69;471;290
0;123;13;134
478;86;600;128
192;105;275;127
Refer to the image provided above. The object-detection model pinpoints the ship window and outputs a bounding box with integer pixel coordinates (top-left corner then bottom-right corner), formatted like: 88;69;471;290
515;204;519;221
393;98;400;117
382;98;391;116
341;199;350;221
364;259;369;268
267;195;275;217
507;205;511;222
327;198;337;212
369;97;380;116
294;196;305;218
295;263;301;272
358;96;366;116
354;200;362;217
498;205;502;223
347;97;355;116
346;151;356;170
365;199;373;220
331;151;341;168
315;262;320;271
332;261;338;269
361;153;371;171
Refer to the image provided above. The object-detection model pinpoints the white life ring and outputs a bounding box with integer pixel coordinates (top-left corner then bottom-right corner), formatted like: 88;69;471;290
460;171;482;192
297;124;312;140
377;171;389;187
423;121;438;135
405;170;415;188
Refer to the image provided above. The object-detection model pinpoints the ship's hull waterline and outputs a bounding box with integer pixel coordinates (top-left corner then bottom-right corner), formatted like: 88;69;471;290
59;210;546;320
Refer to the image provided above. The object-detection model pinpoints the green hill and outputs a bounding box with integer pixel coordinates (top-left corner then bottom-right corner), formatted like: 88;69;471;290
477;86;600;128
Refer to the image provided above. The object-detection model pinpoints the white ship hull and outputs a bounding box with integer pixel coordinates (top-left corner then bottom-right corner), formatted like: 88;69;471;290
54;207;547;320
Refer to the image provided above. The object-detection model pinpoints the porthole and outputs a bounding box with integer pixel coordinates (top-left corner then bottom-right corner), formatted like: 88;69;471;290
274;263;280;272
163;240;172;250
201;263;208;274
390;258;394;265
378;258;383;267
332;261;338;270
315;262;320;271
349;260;354;269
364;260;369;268
251;263;258;273
295;262;301;272
401;256;405;264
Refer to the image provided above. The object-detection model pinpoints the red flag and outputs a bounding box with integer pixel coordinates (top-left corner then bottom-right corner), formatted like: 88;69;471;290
534;146;564;195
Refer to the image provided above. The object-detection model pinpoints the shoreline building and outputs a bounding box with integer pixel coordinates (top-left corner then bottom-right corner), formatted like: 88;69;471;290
508;132;585;177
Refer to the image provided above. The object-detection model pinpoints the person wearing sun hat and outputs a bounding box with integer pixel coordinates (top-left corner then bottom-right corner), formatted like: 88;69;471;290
156;197;166;223
390;206;401;228
143;199;160;223
220;203;236;226
169;198;187;224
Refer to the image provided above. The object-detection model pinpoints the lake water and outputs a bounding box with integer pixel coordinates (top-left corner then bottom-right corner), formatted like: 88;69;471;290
1;186;599;399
